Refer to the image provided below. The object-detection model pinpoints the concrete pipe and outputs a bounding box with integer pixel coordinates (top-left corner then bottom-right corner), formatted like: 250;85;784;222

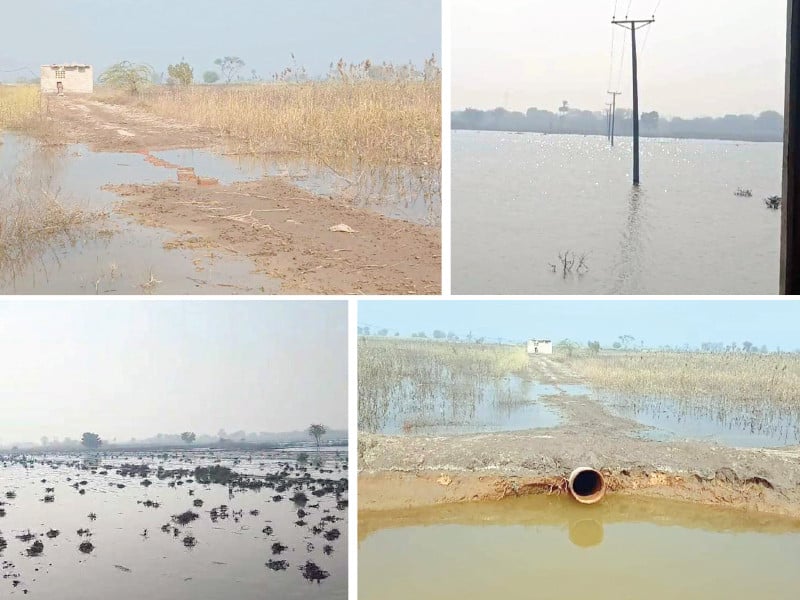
568;467;607;505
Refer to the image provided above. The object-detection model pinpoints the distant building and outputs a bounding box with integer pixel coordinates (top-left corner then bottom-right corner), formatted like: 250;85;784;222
527;339;553;355
40;64;93;94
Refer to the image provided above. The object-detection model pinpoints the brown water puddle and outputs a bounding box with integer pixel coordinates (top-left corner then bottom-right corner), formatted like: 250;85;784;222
359;494;800;600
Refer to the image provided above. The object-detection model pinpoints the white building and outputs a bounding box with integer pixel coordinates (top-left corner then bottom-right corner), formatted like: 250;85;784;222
527;339;553;355
40;64;93;94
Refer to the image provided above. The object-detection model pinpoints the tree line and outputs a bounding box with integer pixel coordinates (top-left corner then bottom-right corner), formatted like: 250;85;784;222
452;103;784;142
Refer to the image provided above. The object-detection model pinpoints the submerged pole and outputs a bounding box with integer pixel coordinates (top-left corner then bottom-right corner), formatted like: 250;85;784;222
612;19;654;184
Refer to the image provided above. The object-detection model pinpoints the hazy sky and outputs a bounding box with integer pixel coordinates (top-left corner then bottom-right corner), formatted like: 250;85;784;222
0;0;441;83
359;300;800;350
0;301;347;446
453;0;787;117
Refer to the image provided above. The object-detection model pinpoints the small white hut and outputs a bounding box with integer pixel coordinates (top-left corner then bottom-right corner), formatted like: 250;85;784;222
527;339;553;355
40;64;94;94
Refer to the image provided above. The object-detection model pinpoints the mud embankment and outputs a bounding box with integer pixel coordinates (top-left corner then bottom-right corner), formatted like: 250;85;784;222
359;357;800;517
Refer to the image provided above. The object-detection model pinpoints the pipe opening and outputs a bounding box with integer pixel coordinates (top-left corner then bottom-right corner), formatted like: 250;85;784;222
568;467;607;504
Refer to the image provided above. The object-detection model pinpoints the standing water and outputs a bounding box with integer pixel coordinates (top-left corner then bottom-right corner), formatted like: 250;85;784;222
359;495;800;600
452;131;781;294
0;450;347;599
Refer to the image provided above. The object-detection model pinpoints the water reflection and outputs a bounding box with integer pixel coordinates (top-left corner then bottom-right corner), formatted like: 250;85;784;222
611;185;647;294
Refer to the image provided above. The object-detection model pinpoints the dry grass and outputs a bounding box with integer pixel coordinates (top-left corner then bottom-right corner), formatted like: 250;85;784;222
358;337;531;433
565;351;800;443
0;152;105;281
0;85;63;142
127;75;440;172
0;86;41;129
567;352;800;407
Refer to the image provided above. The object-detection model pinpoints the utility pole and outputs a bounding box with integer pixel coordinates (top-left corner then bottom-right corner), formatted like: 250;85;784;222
607;91;622;147
612;18;654;185
604;102;612;141
782;0;800;293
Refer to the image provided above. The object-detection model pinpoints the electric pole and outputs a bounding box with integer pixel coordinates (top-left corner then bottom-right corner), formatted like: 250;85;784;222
612;18;654;185
607;91;622;147
782;0;800;293
605;102;612;141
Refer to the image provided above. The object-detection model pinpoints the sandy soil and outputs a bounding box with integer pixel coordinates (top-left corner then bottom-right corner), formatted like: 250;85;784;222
44;94;441;294
359;356;800;517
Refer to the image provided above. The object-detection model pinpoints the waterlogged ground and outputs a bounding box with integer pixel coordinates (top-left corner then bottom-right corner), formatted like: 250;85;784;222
153;149;440;226
0;133;278;294
0;94;441;294
0;449;348;599
360;354;800;514
596;391;800;448
367;375;566;435
359;495;800;600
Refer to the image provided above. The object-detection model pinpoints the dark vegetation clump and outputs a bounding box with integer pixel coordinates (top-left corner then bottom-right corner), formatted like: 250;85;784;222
323;544;333;555
299;561;330;583
172;511;200;525
290;492;308;505
182;536;197;548
26;540;44;556
271;542;288;555
46;529;60;539
43;495;54;503
323;528;341;541
79;541;94;554
266;559;288;571
262;525;273;536
193;465;235;485
5;491;16;499
16;532;35;542
0;536;7;551
193;499;203;507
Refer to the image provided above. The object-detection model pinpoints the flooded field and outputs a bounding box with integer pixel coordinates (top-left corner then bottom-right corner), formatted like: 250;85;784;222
358;338;562;435
0;124;440;294
0;133;276;294
359;495;800;600
153;149;440;226
598;392;800;448
0;449;348;599
452;131;782;294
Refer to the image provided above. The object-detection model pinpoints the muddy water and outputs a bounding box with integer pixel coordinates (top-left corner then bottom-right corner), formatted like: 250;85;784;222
0;450;347;599
366;375;565;435
359;495;800;600
153;149;441;226
0;134;277;294
597;393;800;448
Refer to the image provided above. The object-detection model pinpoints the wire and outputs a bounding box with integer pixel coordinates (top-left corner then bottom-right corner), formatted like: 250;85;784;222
626;0;633;18
639;23;652;61
617;32;628;93
613;0;619;18
652;0;663;17
608;26;617;91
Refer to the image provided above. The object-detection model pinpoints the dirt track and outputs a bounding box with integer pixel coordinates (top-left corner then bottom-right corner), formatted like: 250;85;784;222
44;95;441;294
359;356;800;517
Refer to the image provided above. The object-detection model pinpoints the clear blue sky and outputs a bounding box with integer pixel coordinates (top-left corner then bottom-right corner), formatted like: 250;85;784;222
0;300;347;445
359;300;800;350
0;0;441;82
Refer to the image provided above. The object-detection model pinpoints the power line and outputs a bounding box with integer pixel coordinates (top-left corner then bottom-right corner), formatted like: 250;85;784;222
625;0;633;18
652;0;663;17
616;31;628;93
